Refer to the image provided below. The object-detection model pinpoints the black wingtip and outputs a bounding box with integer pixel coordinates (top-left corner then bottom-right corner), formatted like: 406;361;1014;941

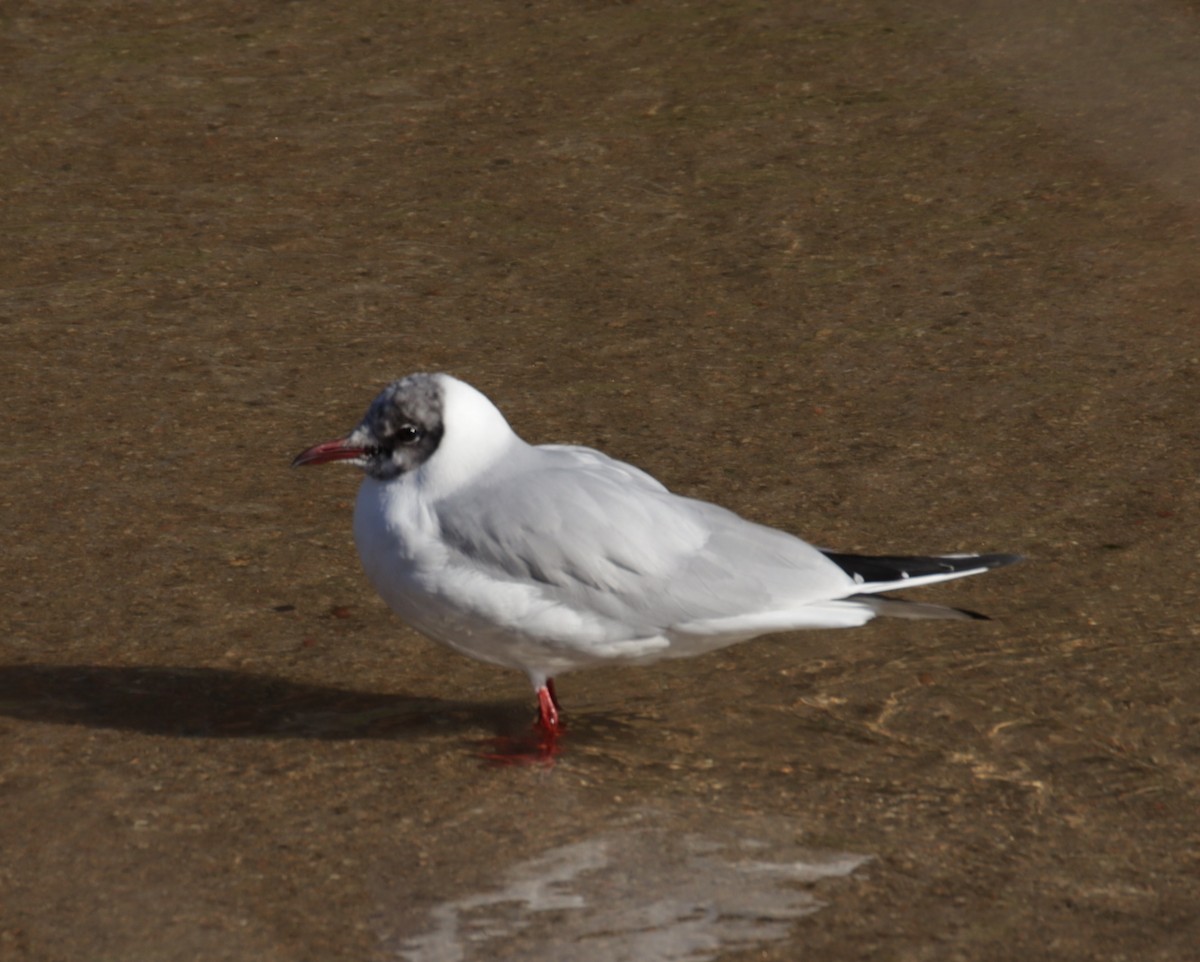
821;550;1024;584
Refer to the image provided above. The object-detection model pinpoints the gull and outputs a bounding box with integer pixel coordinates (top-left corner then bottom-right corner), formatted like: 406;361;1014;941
292;373;1019;737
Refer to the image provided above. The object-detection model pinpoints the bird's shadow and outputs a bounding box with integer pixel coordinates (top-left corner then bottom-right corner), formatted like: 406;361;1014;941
0;664;639;753
0;663;529;740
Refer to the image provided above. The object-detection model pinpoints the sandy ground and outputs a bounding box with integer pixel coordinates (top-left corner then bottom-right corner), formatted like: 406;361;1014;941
2;1;1198;959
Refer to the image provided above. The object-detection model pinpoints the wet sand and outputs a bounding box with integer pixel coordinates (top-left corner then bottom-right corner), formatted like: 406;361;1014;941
2;1;1198;959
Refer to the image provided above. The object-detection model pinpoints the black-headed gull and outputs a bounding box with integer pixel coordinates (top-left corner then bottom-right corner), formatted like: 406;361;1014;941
293;373;1018;736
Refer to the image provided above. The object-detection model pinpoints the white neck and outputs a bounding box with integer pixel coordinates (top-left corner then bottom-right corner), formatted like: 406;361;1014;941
415;374;522;498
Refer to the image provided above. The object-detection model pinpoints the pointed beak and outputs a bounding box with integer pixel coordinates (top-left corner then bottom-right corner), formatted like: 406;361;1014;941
291;436;367;468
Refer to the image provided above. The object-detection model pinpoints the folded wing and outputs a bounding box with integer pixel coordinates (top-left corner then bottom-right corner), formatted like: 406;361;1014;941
433;446;860;642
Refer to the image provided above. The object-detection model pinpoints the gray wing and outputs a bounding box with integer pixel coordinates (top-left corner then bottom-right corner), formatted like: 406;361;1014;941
433;445;856;638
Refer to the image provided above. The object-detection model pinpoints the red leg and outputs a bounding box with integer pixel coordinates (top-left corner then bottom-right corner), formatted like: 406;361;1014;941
479;679;566;766
536;682;564;734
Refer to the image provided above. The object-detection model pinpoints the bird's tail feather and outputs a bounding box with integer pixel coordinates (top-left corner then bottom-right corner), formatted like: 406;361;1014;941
849;594;990;621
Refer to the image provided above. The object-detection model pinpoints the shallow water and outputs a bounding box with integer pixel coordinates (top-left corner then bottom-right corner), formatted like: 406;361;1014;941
2;0;1198;959
395;809;868;962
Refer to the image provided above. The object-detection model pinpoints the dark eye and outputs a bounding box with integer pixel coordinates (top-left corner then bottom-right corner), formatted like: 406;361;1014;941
395;424;422;445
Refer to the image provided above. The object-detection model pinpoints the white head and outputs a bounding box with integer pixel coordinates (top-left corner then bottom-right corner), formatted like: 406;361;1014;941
292;373;521;493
